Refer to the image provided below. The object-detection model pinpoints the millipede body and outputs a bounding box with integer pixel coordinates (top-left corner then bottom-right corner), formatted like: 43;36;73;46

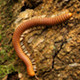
12;11;72;76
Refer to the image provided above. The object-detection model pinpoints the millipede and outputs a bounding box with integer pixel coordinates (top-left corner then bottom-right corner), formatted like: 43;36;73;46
12;10;72;76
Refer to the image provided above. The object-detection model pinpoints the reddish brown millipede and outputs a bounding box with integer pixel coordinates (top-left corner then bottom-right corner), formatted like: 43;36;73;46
12;10;72;76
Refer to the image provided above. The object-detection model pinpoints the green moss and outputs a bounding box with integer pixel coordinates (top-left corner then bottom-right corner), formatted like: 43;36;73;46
0;34;2;41
53;45;56;50
0;25;2;29
0;64;15;79
0;49;6;55
0;0;22;79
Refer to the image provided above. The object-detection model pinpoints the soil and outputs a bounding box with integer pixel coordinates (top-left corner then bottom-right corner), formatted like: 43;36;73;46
0;0;80;80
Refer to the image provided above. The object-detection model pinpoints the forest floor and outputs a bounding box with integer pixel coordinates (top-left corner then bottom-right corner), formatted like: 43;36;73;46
0;0;80;80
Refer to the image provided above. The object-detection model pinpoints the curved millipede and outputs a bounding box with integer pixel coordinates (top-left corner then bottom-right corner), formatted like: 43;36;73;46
12;11;72;76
